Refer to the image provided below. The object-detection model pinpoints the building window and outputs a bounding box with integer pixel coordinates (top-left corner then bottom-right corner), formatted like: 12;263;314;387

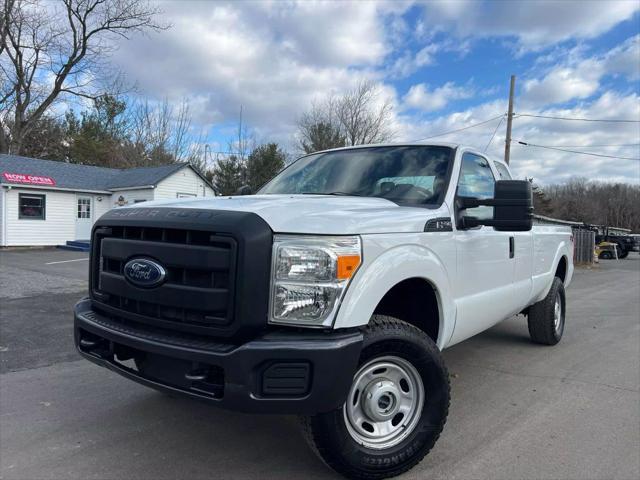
19;193;46;220
176;192;196;198
77;198;91;219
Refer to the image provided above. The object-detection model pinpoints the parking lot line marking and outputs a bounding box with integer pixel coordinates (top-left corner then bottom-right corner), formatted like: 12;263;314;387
45;258;89;265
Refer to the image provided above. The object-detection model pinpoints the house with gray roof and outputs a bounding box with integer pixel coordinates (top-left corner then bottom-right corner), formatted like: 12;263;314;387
0;154;214;247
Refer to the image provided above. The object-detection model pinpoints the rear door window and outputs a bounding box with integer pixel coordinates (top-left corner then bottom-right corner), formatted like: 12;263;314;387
494;162;512;180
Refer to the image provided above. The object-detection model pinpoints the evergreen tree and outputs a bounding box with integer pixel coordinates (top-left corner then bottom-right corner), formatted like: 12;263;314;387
13;115;69;161
247;143;286;191
211;155;244;195
300;121;345;154
68;95;128;168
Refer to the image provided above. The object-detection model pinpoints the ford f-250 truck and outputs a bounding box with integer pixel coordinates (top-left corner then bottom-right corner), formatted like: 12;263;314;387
74;143;573;479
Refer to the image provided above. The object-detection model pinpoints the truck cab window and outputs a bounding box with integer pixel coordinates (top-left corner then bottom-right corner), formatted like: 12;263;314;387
494;162;512;180
457;153;495;220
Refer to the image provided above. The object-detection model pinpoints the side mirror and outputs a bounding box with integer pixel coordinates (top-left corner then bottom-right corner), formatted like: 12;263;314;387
235;185;252;196
457;180;533;231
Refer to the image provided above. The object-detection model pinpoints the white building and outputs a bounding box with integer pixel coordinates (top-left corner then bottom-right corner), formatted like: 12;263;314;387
0;154;215;247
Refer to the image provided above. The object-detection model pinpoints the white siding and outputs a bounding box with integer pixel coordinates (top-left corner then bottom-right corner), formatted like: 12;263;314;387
5;188;76;246
0;187;4;246
94;194;112;220
109;188;154;208
154;167;214;200
0;166;213;246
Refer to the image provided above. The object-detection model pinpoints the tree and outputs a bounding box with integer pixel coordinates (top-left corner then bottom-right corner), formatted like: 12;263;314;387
68;95;128;167
211;154;244;196
297;100;345;154
299;120;345;154
247;143;286;191
544;178;640;231
296;79;394;154
11;114;68;160
337;80;394;146
125;98;200;167
0;0;164;154
528;179;554;216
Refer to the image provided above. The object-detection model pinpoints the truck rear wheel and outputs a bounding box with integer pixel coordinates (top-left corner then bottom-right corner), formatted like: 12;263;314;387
527;277;565;345
300;316;450;479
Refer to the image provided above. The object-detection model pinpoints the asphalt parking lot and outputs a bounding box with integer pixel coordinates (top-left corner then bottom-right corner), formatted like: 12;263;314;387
1;249;639;480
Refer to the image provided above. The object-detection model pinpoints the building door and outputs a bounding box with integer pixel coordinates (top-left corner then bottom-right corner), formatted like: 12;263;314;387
75;195;93;240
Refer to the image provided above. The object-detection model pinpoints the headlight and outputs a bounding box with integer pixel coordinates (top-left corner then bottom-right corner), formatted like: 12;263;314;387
269;235;362;327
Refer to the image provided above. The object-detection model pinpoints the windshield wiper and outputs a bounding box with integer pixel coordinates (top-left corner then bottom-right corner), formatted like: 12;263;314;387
300;191;364;197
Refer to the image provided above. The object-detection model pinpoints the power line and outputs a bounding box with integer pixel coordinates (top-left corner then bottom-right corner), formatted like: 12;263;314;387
484;115;505;152
515;113;640;123
527;143;640;148
514;140;640;161
410;114;505;142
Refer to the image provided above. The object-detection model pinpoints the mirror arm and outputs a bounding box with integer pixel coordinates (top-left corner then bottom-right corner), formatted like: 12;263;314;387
457;196;531;208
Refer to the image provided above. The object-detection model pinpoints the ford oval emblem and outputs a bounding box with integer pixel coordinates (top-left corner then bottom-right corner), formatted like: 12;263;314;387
123;258;166;288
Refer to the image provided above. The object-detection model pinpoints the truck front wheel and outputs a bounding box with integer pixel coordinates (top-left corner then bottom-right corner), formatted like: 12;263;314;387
300;316;450;479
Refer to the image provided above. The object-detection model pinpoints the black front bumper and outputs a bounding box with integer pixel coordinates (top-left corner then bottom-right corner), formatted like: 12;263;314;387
74;299;363;414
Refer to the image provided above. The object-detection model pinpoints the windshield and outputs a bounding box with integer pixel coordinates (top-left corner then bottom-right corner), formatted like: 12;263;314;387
259;146;454;206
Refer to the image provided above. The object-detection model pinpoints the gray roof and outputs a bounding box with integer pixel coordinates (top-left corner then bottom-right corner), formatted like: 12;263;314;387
102;163;186;189
0;154;197;192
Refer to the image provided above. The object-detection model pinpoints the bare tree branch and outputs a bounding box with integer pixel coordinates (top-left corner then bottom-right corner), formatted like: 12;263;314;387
296;79;395;154
0;0;166;154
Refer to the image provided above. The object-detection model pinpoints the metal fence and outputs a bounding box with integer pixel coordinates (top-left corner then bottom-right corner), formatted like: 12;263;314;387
572;228;596;265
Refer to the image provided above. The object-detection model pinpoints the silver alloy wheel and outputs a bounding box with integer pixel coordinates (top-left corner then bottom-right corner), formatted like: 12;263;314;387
343;356;424;450
554;292;563;332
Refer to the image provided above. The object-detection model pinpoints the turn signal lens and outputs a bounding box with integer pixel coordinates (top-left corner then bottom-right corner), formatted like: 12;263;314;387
337;255;361;279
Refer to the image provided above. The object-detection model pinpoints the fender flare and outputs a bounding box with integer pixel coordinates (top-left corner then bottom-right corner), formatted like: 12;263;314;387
333;244;455;350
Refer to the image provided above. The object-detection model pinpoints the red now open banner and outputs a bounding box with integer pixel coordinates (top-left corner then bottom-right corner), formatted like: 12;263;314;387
2;172;56;186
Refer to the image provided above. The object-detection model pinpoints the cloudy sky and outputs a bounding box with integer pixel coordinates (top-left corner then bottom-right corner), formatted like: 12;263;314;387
109;0;640;185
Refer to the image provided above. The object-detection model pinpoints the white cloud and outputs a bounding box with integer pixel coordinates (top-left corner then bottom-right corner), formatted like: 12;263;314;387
501;92;640;184
522;63;602;106
521;35;640;107
100;1;639;186
403;82;473;112
387;44;439;79
603;34;640;80
390;90;640;185
109;0;403;143
419;0;639;50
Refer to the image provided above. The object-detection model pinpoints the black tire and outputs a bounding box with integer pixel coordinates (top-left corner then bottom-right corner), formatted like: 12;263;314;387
527;277;566;345
300;316;450;480
599;251;612;260
618;249;629;259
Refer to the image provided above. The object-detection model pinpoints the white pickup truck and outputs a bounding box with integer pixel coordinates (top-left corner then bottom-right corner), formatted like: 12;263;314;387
75;143;573;479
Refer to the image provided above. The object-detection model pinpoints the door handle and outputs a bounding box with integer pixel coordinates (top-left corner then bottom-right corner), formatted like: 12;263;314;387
509;236;515;259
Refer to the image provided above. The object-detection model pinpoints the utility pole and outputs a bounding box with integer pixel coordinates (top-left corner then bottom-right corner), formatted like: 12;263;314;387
238;104;243;160
504;75;516;165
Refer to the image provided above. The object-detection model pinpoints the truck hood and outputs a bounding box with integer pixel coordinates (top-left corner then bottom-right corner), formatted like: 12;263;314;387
130;194;444;234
